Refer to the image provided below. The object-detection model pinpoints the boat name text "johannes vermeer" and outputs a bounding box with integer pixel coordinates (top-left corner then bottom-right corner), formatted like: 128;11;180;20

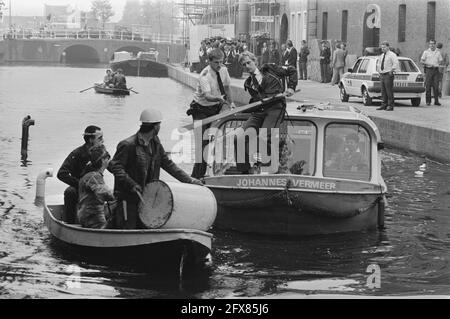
236;177;337;190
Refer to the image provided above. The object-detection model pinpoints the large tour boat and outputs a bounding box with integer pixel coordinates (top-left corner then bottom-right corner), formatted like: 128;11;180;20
109;50;168;77
202;101;387;236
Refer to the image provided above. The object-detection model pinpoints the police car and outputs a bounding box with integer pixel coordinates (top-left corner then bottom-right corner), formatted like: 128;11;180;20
339;55;425;106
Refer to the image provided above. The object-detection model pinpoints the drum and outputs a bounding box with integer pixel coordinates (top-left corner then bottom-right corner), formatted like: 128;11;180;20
138;180;217;230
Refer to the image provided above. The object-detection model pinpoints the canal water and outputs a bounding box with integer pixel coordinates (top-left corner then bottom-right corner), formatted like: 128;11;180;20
0;65;449;298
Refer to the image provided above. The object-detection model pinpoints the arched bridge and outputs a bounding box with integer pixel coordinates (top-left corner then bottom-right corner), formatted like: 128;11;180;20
0;37;186;64
0;38;157;63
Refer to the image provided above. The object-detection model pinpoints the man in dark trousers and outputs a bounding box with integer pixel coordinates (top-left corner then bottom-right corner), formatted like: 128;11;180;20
320;41;331;83
284;40;298;70
236;51;298;174
376;41;399;111
108;108;203;229
57;125;104;223
421;39;443;106
298;40;310;80
187;48;236;179
268;41;280;65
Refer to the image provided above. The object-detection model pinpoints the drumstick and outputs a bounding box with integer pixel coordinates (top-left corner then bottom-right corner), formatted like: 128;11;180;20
136;191;145;203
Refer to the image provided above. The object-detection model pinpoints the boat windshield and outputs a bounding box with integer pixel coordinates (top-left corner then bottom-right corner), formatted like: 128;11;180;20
209;119;317;175
323;124;371;181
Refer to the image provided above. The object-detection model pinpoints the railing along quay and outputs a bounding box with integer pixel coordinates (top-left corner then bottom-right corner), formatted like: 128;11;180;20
1;29;183;44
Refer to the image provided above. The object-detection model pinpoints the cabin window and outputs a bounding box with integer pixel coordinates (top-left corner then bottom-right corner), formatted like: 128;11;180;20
323;124;371;181
267;120;317;175
209;119;316;176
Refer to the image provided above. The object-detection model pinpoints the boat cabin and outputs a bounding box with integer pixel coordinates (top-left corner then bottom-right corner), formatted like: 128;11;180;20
206;102;384;184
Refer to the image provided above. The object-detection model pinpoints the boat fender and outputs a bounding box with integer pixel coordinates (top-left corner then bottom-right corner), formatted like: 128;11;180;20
35;168;53;206
377;196;385;229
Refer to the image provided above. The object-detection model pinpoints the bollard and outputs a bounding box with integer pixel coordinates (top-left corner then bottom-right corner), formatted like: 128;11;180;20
34;168;53;206
21;115;35;160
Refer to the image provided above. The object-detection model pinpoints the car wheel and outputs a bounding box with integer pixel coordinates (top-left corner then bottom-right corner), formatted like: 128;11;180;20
411;98;421;106
340;85;350;102
362;88;372;106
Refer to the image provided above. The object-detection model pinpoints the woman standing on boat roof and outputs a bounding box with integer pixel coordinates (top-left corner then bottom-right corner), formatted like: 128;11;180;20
108;108;203;229
236;51;298;174
78;144;115;229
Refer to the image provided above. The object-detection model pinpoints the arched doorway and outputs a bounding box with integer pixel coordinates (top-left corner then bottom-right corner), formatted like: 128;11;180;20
280;14;289;46
63;44;100;63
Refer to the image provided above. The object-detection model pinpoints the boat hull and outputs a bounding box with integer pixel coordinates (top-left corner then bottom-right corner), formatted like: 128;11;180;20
205;175;385;236
110;60;168;77
44;204;212;270
94;84;130;95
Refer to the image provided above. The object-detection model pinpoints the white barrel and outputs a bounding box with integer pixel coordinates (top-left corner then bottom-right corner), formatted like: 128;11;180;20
138;180;217;231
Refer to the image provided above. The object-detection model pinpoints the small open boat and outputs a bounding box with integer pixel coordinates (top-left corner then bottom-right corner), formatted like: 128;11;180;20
37;171;214;274
94;83;130;95
202;101;388;236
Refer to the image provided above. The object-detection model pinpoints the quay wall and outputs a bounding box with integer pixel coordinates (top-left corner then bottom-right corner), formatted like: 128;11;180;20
167;64;450;163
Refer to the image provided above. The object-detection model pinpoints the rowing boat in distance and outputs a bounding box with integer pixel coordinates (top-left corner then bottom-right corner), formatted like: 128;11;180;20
93;83;130;95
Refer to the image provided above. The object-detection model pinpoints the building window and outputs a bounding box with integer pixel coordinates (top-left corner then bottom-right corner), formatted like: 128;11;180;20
426;1;436;42
341;10;348;43
398;5;406;42
322;12;328;40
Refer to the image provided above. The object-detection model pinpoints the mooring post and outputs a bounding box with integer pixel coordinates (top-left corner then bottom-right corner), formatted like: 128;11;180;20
21;115;35;160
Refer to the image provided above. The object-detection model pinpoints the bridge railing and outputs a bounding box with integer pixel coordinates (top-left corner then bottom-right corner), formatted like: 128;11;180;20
1;29;184;44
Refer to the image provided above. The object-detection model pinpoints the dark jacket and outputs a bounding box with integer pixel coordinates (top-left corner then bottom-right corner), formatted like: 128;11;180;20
57;144;91;189
299;46;310;63
108;132;195;229
113;73;127;89
108;132;193;199
320;47;331;65
269;49;280;65
243;64;298;103
285;47;298;67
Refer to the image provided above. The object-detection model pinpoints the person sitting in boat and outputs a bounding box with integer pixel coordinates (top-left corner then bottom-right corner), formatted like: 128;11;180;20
78;144;115;229
186;48;236;179
113;68;127;89
326;133;368;172
236;51;298;174
57;125;104;223
108;108;204;229
103;69;114;88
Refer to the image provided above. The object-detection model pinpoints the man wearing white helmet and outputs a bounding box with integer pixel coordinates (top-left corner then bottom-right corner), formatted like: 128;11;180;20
108;108;203;229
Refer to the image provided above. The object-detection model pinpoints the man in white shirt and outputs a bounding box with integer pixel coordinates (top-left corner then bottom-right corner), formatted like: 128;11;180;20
188;48;235;178
421;39;443;105
376;41;399;111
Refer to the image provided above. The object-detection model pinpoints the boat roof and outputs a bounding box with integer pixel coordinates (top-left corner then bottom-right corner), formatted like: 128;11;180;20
284;101;382;142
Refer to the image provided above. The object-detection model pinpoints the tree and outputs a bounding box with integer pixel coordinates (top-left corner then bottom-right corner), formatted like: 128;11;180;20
119;0;141;28
91;0;114;29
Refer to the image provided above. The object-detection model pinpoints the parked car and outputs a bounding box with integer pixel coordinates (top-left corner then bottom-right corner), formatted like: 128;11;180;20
339;55;425;106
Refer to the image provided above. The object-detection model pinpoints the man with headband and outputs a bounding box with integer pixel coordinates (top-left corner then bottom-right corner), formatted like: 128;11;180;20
57;125;104;223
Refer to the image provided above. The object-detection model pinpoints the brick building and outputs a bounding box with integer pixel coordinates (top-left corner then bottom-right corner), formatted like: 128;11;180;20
201;0;450;69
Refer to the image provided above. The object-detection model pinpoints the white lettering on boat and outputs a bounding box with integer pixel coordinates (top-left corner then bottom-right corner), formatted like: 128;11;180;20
236;178;336;190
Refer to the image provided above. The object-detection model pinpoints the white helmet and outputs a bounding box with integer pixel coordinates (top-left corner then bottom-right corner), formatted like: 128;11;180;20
140;108;163;123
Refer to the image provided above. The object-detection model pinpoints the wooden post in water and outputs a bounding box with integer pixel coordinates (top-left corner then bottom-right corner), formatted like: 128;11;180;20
21;115;35;160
